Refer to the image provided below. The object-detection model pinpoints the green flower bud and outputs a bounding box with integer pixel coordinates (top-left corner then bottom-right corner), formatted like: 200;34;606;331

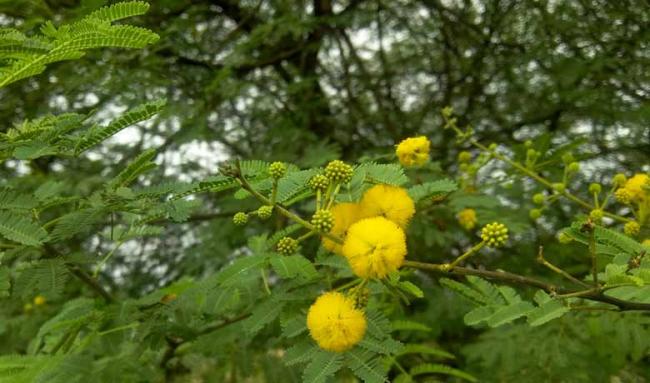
232;212;248;226
269;161;287;179
612;173;627;187
524;140;533;148
480;222;509;248
526;148;538;158
459;163;469;172
588;183;602;194
553;183;566;193
529;209;542;220
624;221;640;236
558;231;573;244
311;209;334;233
561;153;574;165
276;237;299;255
458;151;472;163
324;160;354;184
257;205;274;220
532;193;545;205
589;209;604;222
488;143;498;151
308;174;330;191
615;188;632;204
567;162;580;173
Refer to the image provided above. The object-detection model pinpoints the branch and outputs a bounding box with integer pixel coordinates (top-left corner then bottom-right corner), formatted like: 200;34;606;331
403;260;650;311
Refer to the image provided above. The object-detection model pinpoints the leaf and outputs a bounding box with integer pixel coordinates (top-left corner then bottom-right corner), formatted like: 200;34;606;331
302;350;344;383
407;179;457;202
14;259;69;298
346;348;389;383
284;340;318;366
410;363;477;382
243;298;285;336
75;100;165;153
0;268;10;298
398;344;455;359
107;148;157;189
87;1;151;22
391;320;431;333
527;297;570;327
0;211;48;246
271;255;318;280
281;314;307;338
49;208;105;242
486;301;534;327
440;278;487;305
0;187;37;210
215;255;268;287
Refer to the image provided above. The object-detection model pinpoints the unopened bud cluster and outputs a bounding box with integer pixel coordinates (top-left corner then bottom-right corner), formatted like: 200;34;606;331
276;237;299;255
311;209;334;232
480;222;509;248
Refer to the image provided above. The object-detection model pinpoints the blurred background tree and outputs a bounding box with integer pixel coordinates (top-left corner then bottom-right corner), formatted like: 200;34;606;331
1;0;649;381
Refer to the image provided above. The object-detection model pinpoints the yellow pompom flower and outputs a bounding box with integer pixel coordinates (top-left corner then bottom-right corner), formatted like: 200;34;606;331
306;291;367;352
342;217;407;278
33;295;46;306
359;184;415;228
623;174;650;202
322;203;364;254
480;222;509;248
457;208;477;230
396;136;430;167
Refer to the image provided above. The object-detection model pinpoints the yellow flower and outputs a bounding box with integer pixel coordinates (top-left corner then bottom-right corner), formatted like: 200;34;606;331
359;184;415;228
33;295;46;306
457;208;477;230
342;217;407;278
623;174;649;202
396;136;430;167
322;203;364;254
306;291;367;352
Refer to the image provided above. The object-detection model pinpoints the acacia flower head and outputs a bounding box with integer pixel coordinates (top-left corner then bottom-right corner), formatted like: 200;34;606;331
396;136;431;167
33;295;46;306
623;174;649;202
457;208;477;230
359;184;415;228
342;217;407;278
306;291;367;352
322;203;364;254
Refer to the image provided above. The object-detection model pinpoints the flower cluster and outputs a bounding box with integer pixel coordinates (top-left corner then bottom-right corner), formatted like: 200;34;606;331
276;237;298;255
481;222;509;248
321;184;413;279
306;291;367;352
322;203;363;254
614;173;649;230
457;208;477;230
395;136;431;167
343;217;407;278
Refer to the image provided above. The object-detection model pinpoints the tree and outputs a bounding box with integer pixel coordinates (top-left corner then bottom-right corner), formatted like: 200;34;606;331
0;1;649;382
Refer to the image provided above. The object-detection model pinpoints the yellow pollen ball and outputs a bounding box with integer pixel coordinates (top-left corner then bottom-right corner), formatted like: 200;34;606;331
359;184;415;228
342;217;407;278
457;208;477;230
33;295;46;306
623;174;650;202
396;136;431;167
322;203;364;254
306;291;367;352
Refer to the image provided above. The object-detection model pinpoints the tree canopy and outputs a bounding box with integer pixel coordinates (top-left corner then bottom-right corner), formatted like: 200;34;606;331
0;1;649;382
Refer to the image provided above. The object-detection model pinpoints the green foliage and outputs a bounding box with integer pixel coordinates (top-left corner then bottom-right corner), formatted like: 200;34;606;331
0;1;158;89
0;1;649;382
441;276;571;328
